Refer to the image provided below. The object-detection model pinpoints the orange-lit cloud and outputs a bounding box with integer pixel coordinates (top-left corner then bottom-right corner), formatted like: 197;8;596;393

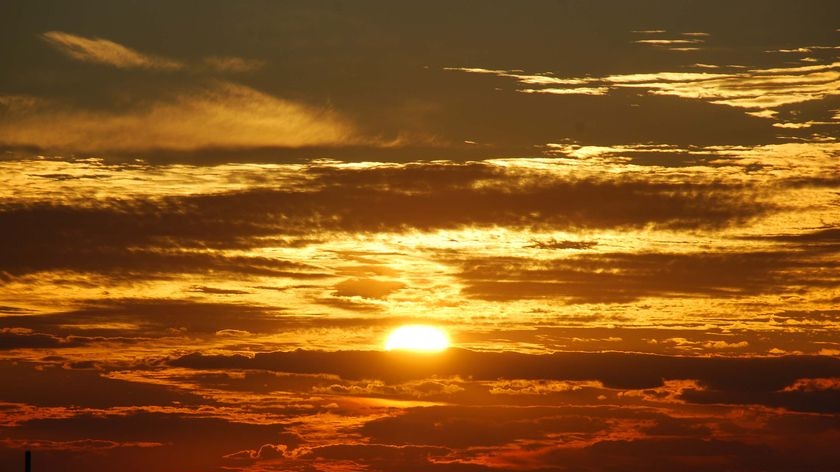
202;55;266;73
0;82;369;151
632;29;709;51
42;31;184;70
3;6;840;472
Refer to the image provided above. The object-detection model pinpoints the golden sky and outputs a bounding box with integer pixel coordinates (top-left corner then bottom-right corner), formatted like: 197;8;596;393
1;1;839;471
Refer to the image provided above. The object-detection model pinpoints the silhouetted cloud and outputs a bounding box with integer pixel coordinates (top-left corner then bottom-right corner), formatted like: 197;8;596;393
170;349;840;393
453;250;839;303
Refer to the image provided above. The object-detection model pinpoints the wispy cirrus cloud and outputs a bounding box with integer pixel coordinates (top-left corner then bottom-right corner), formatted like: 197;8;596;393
3;32;380;152
632;29;710;51
42;31;266;75
447;59;840;125
0;82;370;152
202;55;265;73
42;31;184;70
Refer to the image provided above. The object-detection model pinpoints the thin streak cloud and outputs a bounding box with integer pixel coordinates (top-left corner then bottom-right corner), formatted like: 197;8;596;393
448;59;840;126
42;31;183;70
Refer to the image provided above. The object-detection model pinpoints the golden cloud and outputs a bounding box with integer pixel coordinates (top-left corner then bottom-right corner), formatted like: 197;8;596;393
0;82;370;151
203;55;266;73
448;60;840;123
42;31;183;70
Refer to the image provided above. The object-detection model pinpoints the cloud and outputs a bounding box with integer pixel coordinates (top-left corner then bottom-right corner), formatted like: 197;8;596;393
169;349;840;393
454;250;838;303
631;29;709;52
448;60;840;127
680;384;840;413
42;32;265;74
334;278;406;299
359;406;610;448
0;362;204;408
525;239;598;250
487;379;602;395
0;438;163;451
42;31;183;70
299;444;452;470
0;160;777;283
0;328;93;350
202;55;265;73
782;377;840;392
2;408;291;472
0;299;301;338
0;81;368;152
314;378;465;399
17;32;379;154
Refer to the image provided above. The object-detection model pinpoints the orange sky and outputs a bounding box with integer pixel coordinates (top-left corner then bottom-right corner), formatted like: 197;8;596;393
1;1;839;471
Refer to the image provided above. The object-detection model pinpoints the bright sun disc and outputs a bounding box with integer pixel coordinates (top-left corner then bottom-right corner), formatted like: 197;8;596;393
384;325;450;352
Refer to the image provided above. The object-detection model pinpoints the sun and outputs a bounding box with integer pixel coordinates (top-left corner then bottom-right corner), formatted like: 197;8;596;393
384;325;450;352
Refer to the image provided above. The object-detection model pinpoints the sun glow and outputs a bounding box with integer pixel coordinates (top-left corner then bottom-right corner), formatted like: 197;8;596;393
384;325;450;352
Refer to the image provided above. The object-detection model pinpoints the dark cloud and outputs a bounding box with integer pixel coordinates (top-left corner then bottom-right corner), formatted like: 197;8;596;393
0;198;326;278
526;238;599;250
295;173;772;232
680;384;840;413
752;227;840;248
0;299;417;343
0;411;288;472
361;405;609;448
0;363;203;408
585;437;771;458
187;285;250;295
0;329;92;350
170;349;840;394
454;250;839;303
295;404;840;472
0;300;289;339
334;278;406;299
0;164;775;281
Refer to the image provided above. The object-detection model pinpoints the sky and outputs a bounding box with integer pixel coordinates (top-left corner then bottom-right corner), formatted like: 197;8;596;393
1;1;839;470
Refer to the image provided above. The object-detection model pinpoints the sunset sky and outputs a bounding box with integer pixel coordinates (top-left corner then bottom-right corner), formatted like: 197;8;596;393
1;1;839;471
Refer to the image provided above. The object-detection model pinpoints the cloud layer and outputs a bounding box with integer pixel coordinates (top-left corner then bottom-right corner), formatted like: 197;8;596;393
2;3;840;471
